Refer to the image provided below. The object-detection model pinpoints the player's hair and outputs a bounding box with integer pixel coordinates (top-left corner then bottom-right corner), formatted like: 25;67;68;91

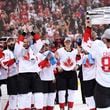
6;38;15;43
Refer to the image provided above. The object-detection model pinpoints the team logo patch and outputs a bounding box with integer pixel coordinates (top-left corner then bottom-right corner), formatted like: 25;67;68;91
63;57;73;67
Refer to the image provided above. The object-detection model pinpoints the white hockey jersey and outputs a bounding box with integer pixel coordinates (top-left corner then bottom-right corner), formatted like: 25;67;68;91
82;54;96;81
2;49;17;77
82;27;110;87
0;53;8;79
14;42;41;73
56;47;78;71
37;51;56;81
90;40;110;87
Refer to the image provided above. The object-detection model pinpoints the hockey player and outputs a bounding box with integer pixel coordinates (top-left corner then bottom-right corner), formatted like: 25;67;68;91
55;37;80;110
0;44;8;110
82;18;110;110
14;33;43;110
1;38;18;110
81;22;98;110
37;40;57;110
82;52;96;110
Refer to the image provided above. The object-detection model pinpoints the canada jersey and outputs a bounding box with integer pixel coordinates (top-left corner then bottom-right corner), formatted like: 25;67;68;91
90;40;110;87
14;42;41;73
56;47;78;71
37;52;55;81
0;53;8;79
82;54;96;81
3;49;17;77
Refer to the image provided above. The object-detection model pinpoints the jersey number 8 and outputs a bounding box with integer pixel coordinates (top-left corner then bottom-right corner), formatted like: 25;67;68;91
102;56;110;72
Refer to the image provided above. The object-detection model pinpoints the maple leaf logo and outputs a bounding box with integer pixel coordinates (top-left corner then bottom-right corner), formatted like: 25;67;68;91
84;59;93;67
63;57;73;67
23;52;30;60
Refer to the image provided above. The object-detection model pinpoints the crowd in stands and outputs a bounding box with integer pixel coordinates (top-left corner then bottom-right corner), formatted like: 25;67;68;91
0;0;110;49
0;1;110;110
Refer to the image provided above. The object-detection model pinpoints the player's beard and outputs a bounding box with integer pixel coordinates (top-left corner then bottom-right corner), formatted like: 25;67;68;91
8;44;15;51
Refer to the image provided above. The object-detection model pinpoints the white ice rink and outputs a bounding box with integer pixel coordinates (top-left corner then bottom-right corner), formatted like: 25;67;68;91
1;79;89;110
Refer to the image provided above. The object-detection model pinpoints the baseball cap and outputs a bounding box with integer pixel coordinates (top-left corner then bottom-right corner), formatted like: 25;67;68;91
101;29;110;40
64;37;72;42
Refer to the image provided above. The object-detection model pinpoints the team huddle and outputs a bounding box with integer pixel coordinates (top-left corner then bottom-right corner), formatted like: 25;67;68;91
0;18;110;110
